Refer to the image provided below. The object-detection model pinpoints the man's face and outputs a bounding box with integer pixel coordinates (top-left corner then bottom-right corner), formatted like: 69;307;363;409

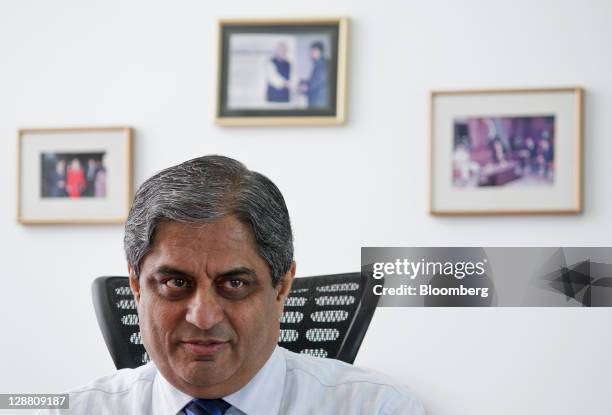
276;42;288;59
311;47;321;60
129;217;295;398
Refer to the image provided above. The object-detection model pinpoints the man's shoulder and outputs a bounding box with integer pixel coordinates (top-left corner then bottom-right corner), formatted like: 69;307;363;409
282;347;404;389
36;363;158;415
280;348;425;414
69;361;157;397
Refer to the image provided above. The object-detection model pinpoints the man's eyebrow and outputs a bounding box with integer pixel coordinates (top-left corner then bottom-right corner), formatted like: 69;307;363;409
217;267;258;278
154;266;194;278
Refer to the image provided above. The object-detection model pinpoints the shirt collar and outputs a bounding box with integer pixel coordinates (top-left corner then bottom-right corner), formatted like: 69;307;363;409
152;364;193;415
224;346;286;415
152;346;286;415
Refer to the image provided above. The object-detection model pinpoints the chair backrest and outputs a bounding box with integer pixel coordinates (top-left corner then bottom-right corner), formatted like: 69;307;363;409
92;272;380;369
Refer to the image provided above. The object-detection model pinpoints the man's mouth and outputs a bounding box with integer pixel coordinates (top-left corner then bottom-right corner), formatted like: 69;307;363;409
181;339;230;356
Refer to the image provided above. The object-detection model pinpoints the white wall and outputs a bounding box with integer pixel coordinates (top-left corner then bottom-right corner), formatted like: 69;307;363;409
2;1;612;414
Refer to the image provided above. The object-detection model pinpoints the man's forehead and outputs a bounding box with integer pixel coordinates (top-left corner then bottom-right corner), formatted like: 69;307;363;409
141;218;263;270
153;217;255;247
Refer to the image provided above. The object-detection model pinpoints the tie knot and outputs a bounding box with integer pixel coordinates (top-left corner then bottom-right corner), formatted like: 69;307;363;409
183;398;231;415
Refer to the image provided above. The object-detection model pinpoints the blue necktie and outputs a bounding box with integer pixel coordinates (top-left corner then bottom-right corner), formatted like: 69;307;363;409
182;398;230;415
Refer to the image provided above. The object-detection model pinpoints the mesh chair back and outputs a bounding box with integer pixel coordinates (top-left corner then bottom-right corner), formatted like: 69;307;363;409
278;272;379;363
92;272;380;369
92;277;149;369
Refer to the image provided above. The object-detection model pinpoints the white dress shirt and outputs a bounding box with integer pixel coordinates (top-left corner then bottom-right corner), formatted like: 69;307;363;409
37;346;425;415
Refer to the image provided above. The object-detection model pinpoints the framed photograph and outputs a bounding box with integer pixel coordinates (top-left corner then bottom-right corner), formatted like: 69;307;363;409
216;17;348;126
17;127;133;224
429;87;583;215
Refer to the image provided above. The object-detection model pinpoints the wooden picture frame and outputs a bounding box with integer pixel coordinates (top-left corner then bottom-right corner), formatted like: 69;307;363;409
429;87;583;215
17;126;133;224
215;17;349;126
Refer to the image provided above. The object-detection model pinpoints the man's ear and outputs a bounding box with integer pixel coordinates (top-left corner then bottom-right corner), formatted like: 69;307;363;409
128;264;141;304
276;261;296;305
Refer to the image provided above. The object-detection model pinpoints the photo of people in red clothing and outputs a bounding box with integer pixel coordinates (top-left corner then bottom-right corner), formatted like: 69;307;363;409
452;116;555;188
41;152;107;198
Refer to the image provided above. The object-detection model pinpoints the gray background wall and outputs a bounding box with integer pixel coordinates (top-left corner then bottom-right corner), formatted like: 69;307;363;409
1;1;611;414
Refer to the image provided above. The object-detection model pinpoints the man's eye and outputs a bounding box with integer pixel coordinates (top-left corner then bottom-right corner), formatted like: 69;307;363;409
226;279;245;289
165;278;188;289
216;278;252;299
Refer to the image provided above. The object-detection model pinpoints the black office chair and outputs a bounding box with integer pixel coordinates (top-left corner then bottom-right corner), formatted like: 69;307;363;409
92;272;381;369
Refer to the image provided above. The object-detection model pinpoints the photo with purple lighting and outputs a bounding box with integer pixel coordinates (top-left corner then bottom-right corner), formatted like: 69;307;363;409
452;115;555;188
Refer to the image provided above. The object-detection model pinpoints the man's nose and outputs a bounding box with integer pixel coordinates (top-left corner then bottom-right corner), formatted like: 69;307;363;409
185;285;224;330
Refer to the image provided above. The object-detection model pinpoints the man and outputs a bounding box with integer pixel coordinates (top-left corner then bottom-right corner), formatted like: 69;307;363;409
300;41;329;108
41;155;424;414
48;158;67;197
266;42;291;103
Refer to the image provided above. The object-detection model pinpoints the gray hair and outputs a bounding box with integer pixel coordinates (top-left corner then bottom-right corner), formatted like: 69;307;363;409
124;155;293;286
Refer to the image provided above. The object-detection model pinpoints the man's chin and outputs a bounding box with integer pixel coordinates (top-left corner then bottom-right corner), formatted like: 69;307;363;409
180;360;235;387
